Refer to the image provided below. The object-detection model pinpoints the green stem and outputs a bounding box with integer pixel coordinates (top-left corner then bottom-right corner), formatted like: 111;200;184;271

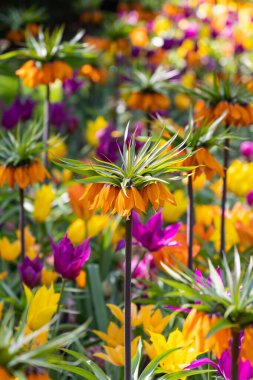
52;278;66;337
220;134;230;258
19;187;25;260
187;175;194;270
231;330;240;380
43;84;50;171
124;213;132;380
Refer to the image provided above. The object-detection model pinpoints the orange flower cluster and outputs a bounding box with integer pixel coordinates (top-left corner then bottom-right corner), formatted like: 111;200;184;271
79;64;107;84
0;368;13;380
183;309;231;358
127;92;170;112
0;160;49;189
195;99;253;127
82;182;176;218
153;224;200;268
80;10;103;24
68;183;92;219
26;372;52;380
16;60;73;87
184;147;224;180
242;326;253;364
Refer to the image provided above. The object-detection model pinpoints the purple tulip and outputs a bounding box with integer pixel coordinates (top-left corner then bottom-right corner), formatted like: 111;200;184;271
63;72;83;96
132;211;180;252
50;234;91;280
117;211;180;252
96;123;120;162
1;96;35;130
19;256;43;289
246;190;253;207
186;348;253;380
49;103;67;128
241;141;253;160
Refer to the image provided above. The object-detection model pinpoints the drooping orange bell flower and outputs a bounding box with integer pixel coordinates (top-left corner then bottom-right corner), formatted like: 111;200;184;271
79;64;107;84
16;60;73;87
67;183;93;219
0;159;50;189
81;182;176;219
183;309;231;358
195;99;253;127
127;92;170;112
183;147;224;180
241;326;253;365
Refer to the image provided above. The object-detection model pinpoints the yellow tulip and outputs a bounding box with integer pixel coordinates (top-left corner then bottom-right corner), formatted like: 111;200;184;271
16;227;39;259
33;185;55;222
210;215;239;252
163;190;188;223
195;205;219;227
153;17;171;35
48;135;68;161
227;160;253;197
0;238;21;261
41;269;58;286
94;336;140;366
25;285;60;331
85;116;108;147
138;305;171;335
94;322;124;348
68;215;109;244
174;94;191;110
0;302;3;320
145;330;199;377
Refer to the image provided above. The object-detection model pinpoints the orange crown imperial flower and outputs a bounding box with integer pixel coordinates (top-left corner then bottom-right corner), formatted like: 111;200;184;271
184;76;253;128
0;123;51;189
56;124;193;219
0;160;49;189
16;60;73;87
82;181;176;218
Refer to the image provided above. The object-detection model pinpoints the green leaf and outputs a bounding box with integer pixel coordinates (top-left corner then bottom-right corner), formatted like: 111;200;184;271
87;264;108;331
158;369;216;379
131;339;142;380
62;348;110;380
205;318;236;339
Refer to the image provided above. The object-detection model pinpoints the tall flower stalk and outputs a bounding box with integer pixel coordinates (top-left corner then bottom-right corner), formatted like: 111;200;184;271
43;84;50;169
19;187;25;258
220;129;230;257
0;123;49;258
165;113;227;269
231;330;240;380
56;124;194;378
187;175;194;269
124;213;133;379
182;77;253;258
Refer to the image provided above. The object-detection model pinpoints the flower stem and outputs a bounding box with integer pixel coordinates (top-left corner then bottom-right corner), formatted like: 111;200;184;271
231;330;240;380
187;175;194;270
19;187;25;259
43;84;50;170
52;278;66;337
220;135;230;257
146;113;152;137
124;213;132;380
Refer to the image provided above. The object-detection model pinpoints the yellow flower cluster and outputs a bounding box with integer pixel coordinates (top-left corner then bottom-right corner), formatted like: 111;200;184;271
33;185;55;222
227;160;253;197
93;303;171;366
